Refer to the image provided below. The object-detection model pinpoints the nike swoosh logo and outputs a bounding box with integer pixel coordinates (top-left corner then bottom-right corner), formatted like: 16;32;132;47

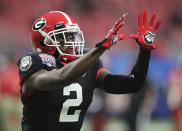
129;75;135;79
82;72;87;77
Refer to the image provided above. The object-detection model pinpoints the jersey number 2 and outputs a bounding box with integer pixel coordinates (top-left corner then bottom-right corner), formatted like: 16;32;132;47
59;83;83;122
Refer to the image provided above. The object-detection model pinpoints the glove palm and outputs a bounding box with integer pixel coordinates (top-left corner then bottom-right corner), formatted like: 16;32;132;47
130;10;162;50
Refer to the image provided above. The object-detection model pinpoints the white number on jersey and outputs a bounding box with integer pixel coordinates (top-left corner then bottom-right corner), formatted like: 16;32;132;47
59;83;83;122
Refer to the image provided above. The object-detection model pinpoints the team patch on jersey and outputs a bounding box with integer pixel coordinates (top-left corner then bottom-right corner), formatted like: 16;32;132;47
20;56;32;71
39;54;56;67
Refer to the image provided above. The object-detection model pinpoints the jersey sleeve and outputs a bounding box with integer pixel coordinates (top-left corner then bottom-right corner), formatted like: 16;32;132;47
17;53;45;86
103;49;151;94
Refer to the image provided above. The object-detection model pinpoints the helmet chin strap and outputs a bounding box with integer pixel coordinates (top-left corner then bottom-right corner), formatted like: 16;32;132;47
57;46;77;63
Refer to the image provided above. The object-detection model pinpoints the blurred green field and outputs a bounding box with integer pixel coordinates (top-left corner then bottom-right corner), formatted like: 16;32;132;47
81;118;174;131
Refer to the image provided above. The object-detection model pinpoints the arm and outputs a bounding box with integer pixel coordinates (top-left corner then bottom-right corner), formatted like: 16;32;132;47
22;14;127;93
23;47;106;93
96;10;162;94
96;48;150;94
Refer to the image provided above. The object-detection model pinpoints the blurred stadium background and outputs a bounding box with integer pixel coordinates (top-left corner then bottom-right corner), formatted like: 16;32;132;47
0;0;182;131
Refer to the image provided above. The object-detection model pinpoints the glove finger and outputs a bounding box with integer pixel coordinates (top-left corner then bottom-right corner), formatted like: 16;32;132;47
149;13;156;27
107;14;127;37
120;13;128;22
138;13;143;33
130;34;139;40
154;19;162;31
112;19;122;32
118;34;125;40
113;22;124;34
143;10;147;26
113;13;127;29
108;13;127;37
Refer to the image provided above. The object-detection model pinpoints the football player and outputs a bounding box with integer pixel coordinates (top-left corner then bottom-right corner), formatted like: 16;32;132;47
17;10;161;131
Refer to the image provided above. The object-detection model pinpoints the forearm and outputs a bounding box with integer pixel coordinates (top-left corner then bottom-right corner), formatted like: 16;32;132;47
27;47;106;92
58;47;106;85
129;48;151;88
104;48;151;94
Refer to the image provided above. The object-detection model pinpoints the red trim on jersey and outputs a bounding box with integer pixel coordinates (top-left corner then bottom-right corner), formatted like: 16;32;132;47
96;67;104;80
61;62;67;65
19;68;58;98
19;74;32;86
19;74;34;97
21;93;33;98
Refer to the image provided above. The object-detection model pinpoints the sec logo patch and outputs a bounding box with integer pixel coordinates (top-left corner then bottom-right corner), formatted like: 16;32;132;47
20;56;32;71
39;54;56;67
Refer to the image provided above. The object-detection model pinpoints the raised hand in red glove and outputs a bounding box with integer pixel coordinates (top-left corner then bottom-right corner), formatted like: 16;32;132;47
130;10;162;50
96;13;127;49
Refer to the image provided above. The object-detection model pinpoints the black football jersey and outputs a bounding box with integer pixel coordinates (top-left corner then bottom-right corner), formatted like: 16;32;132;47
17;52;103;131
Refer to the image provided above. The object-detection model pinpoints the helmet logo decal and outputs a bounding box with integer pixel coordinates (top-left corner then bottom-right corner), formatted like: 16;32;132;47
33;18;46;31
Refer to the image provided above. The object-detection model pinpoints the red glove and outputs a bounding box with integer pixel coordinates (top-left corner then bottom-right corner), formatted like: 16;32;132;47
130;10;162;50
96;13;127;49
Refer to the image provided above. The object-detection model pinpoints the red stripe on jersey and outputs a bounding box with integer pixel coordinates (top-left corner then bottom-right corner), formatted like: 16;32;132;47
19;74;32;86
19;68;57;98
21;93;33;98
61;62;67;65
96;67;104;80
